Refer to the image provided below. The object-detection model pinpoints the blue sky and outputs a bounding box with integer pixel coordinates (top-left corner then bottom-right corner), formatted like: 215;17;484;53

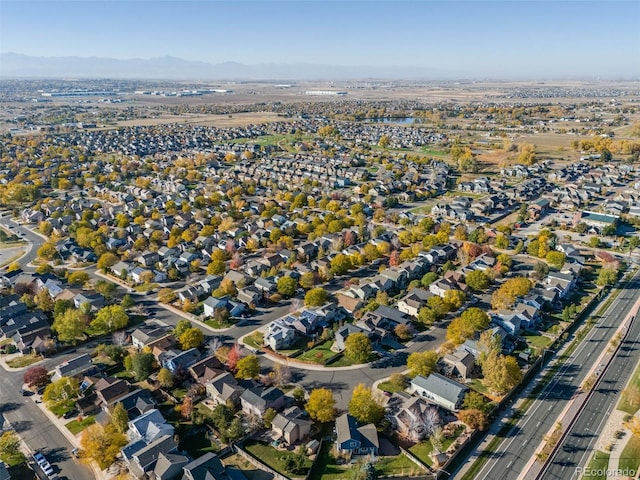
1;1;639;77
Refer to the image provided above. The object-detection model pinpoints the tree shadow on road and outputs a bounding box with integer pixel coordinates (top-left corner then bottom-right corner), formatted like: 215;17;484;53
0;402;22;413
10;419;32;433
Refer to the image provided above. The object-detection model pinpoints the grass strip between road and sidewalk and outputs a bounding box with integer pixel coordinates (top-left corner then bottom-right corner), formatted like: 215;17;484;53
461;275;632;480
581;450;610;480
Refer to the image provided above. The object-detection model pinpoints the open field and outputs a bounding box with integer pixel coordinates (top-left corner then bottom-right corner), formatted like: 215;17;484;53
115;111;292;128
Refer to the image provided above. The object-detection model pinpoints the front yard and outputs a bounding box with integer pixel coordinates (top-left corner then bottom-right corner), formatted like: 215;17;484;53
6;353;41;368
66;415;96;435
296;340;336;364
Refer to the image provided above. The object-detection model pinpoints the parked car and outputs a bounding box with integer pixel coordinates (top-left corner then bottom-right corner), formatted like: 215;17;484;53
33;452;47;466
62;409;77;420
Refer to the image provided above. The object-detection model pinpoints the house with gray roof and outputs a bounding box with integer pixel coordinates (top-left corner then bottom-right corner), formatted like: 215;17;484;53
411;373;469;412
205;372;244;407
240;386;286;416
52;353;94;381
335;413;379;457
271;406;313;445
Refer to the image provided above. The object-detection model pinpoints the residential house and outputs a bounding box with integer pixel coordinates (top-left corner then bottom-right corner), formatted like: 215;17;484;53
188;355;224;385
386;391;441;441
149;452;189;480
442;348;475;379
264;319;297;351
205;372;244;407
160;348;200;373
411;373;469;412
335;413;379;457
131;327;171;350
397;288;432;317
240;386;286;416
52;353;94;381
271;407;313;445
181;452;248;480
334;324;364;352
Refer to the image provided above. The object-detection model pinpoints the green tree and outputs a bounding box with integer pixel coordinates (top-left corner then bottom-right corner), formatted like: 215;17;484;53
37;242;57;261
421;272;439;287
68;271;90;285
80;422;128;470
348;384;385;425
158;288;177;304
207;260;226;275
174;319;192;337
462;391;492;414
482;352;522;395
546;251;566;270
299;272;316;290
94;280;117;299
277;276;298;297
427;296;450;317
444;289;466;310
263;408;277;428
53;308;85;343
235;355;260;379
130;352;155;381
465;270;490;291
157;368;174;388
330;253;353;275
97;252;119;272
0;431;24;464
121;294;135;309
597;267;618;286
305;388;336;422
417;306;437;326
344;333;372;364
179;327;205;350
304;287;328;306
35;287;54;312
110;402;129;434
589;236;601;248
43;377;80;410
90;305;129;333
407;350;439;377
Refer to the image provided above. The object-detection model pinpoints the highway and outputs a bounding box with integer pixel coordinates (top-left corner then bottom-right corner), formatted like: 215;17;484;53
469;272;640;480
543;310;640;479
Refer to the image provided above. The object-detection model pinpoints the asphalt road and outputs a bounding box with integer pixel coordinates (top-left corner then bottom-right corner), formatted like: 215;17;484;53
543;311;640;479
470;272;640;480
0;353;96;480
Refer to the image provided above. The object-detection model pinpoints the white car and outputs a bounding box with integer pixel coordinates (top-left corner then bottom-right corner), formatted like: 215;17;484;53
33;452;47;465
42;463;54;476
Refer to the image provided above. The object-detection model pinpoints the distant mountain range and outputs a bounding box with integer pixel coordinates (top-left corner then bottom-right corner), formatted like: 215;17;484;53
0;52;445;80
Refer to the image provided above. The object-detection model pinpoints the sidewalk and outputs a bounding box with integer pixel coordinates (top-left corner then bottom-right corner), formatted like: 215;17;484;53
32;394;113;480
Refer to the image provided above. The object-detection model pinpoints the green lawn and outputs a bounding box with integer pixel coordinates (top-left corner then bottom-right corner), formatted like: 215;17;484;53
308;442;351;480
468;378;491;396
66;415;96;435
377;381;407;394
523;332;553;355
0;451;26;468
297;341;335;364
618;359;640;414
6;354;41;368
179;429;218;458
619;434;640;473
50;401;76;417
244;332;264;350
244;441;311;477
409;440;434;466
204;317;235;329
375;453;425;476
420;147;448;157
582;451;610;480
